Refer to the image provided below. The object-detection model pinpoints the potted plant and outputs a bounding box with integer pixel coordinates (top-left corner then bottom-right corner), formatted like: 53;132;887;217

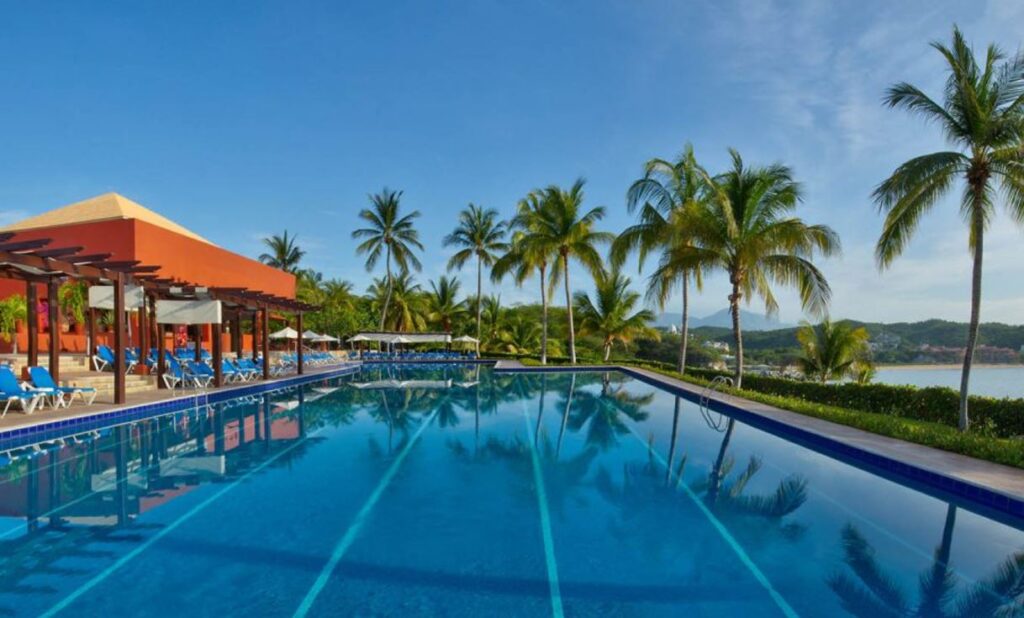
0;294;27;354
59;281;87;334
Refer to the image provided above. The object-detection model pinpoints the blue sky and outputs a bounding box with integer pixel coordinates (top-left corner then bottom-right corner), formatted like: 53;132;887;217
1;1;1022;324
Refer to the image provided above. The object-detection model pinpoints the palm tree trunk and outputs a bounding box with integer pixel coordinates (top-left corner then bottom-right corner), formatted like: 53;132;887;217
707;418;735;507
556;373;576;458
729;279;744;389
666;396;682;486
563;253;576;364
958;217;983;432
476;255;483;348
603;342;611;362
379;246;393;332
539;263;548;365
678;271;690;374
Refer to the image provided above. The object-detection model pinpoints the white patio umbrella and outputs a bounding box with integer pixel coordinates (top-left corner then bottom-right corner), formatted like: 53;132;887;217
269;327;299;339
452;334;480;354
302;329;321;340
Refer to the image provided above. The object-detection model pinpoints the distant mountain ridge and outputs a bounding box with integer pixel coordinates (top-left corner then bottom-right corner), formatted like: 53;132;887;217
655;308;792;331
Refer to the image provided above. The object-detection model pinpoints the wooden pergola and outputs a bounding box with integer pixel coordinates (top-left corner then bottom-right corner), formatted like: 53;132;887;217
0;232;316;404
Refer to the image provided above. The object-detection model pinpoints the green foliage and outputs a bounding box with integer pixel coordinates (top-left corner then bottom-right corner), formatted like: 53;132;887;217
682;367;1024;439
0;294;26;343
58;281;88;325
574;268;658;361
796;319;873;383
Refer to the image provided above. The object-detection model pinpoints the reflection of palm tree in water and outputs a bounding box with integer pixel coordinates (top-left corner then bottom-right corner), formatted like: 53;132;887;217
829;504;1024;617
564;374;652;452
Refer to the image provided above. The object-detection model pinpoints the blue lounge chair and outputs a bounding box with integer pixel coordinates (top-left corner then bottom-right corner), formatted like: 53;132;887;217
29;366;97;406
186;361;214;387
93;345;138;374
0;367;45;417
220;359;242;382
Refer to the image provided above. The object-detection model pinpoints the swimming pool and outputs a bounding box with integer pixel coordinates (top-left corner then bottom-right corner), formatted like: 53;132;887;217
0;364;1021;616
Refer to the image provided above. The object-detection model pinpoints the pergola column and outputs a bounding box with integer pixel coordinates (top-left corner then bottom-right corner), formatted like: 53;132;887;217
296;313;304;375
261;307;270;380
112;273;126;404
212;321;223;387
138;294;149;374
26;282;38;369
251;311;259;361
233;313;243;357
87;307;96;358
193;325;202;362
47;279;60;381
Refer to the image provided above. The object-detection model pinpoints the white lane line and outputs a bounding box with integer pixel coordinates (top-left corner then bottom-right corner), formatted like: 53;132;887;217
522;400;565;618
626;426;799;618
39;426;326;618
292;409;438;618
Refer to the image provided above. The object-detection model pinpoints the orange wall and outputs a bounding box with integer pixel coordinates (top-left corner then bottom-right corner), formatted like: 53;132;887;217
132;220;294;298
0;218;293;298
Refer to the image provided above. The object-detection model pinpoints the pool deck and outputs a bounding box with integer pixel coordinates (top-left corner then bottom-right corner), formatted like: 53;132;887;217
0;362;362;436
494;360;1024;507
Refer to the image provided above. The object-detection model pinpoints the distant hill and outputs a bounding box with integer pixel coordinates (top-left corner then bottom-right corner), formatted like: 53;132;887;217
690;318;1024;361
656;308;792;331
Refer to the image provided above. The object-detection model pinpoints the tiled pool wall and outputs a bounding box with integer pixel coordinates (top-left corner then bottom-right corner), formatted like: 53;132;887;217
0;364;363;450
494;363;1024;525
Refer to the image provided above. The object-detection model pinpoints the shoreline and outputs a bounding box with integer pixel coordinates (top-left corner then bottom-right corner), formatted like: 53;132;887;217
876;363;1024;370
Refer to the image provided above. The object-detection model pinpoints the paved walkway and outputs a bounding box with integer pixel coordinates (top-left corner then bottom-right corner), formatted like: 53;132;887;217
0;363;360;434
494;360;1024;503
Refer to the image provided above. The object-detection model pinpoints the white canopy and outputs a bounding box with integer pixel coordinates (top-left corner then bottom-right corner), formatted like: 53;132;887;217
347;332;451;344
452;335;479;343
269;327;299;340
302;329;321;340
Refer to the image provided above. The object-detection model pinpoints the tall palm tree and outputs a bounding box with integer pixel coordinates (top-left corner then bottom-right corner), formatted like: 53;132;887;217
426;276;466;333
574;269;659;361
444;204;508;346
493;193;557;363
612;144;708;373
525;179;614;364
874;27;1024;431
352;188;424;330
796;319;873;384
661;151;840;387
259;230;305;273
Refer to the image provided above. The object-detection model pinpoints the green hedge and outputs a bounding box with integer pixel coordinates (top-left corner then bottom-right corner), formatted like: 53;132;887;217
679;367;1024;438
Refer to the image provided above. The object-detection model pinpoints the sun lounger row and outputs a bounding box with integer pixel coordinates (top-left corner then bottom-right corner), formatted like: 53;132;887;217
0;366;96;418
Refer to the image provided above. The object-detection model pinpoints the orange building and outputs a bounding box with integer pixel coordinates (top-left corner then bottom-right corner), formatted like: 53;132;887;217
0;192;295;353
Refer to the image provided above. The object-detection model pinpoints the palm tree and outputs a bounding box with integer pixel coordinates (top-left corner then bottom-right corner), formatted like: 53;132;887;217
259;230;305;273
526;179;614;364
0;294;26;354
612;144;708;373
367;273;425;332
444;204;508;346
662;151;840;387
352;188;424;330
426;276;466;333
497;314;543;355
874;27;1024;431
574;268;659;361
493;192;557;363
796;319;873;384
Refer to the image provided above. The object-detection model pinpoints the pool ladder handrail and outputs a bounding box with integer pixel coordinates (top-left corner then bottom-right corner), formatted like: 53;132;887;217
699;376;733;432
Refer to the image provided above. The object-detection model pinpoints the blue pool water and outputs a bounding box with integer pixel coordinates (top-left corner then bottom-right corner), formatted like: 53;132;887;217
0;364;1022;616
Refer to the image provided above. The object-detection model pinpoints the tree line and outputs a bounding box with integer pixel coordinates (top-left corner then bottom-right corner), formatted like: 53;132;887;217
259;27;1024;433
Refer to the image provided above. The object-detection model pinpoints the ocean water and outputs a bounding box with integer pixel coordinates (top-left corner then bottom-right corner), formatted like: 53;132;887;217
0;364;1021;616
874;366;1024;399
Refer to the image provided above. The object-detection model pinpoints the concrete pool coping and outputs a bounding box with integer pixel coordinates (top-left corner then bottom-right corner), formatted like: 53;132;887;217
493;360;1024;522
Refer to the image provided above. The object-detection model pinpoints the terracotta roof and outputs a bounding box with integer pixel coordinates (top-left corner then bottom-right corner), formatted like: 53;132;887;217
1;192;214;245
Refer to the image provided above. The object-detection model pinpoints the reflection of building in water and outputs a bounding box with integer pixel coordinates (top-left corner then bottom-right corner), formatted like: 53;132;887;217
0;390;313;609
